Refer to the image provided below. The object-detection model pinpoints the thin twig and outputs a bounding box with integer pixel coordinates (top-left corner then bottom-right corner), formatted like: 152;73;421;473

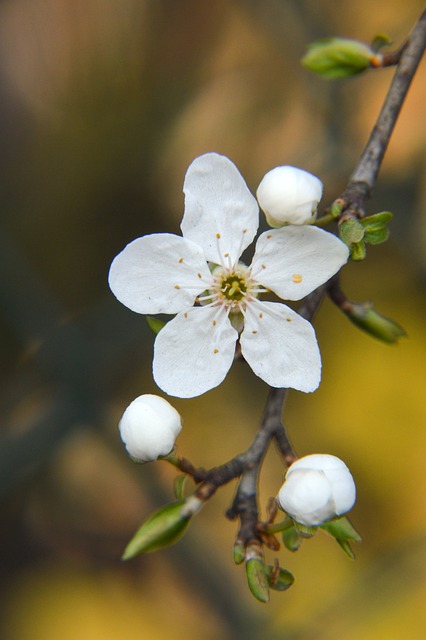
340;9;426;216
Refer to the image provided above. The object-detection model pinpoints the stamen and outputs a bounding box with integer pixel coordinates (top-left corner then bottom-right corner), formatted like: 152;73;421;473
292;274;303;284
215;232;233;271
197;292;220;303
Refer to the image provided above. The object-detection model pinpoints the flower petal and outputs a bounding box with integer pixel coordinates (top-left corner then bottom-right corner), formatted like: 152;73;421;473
109;233;212;314
250;226;349;301
240;301;321;392
153;305;238;398
181;153;259;266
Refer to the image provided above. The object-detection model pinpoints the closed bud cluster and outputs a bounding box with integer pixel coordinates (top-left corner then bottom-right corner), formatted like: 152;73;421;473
277;454;356;526
256;166;323;226
119;394;182;462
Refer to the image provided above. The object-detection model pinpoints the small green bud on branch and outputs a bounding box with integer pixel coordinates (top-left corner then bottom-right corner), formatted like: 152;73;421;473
302;37;382;78
245;543;270;603
346;302;406;344
122;495;203;559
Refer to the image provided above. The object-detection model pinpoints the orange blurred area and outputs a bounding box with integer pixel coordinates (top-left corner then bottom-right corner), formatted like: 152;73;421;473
0;1;425;639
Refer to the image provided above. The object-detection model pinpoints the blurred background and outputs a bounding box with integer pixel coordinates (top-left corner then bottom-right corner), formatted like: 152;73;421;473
0;1;425;638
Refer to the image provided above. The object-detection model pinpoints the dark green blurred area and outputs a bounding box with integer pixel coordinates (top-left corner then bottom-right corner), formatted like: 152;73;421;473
1;1;425;638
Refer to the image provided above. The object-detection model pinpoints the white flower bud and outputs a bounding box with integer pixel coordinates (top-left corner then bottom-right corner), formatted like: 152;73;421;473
256;166;323;226
277;454;356;526
119;394;182;462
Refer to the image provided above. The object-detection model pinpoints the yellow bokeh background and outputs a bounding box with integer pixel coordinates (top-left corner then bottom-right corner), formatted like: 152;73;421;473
0;1;425;639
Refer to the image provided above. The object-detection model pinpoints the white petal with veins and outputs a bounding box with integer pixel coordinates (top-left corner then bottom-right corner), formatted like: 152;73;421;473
108;233;212;314
153;305;238;398
181;153;259;266
240;300;321;392
251;226;349;301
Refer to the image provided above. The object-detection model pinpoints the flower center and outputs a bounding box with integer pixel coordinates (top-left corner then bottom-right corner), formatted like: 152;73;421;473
210;263;257;312
221;275;247;301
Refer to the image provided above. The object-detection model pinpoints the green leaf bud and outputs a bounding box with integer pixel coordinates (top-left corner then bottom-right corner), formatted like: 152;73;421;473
233;539;246;565
302;37;381;79
360;211;393;245
347;302;406;343
245;558;270;603
330;199;344;219
350;240;367;261
122;497;200;559
265;565;295;592
339;218;365;245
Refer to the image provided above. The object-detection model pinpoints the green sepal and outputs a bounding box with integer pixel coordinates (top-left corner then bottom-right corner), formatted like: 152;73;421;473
294;522;318;539
350;240;367;261
246;558;270;603
346;302;406;344
146;316;166;335
320;516;362;560
173;475;188;501
265;565;295;592
371;33;393;51
282;524;303;552
122;500;190;559
233;539;246;565
301;37;376;79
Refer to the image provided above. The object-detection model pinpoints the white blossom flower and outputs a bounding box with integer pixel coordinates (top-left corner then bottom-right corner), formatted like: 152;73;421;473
257;165;323;226
277;453;356;526
119;394;182;462
109;153;349;398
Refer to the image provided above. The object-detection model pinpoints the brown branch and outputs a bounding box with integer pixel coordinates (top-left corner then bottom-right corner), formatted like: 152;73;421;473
340;9;426;217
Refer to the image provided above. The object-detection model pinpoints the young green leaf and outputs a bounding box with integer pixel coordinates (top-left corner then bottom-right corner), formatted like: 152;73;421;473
347;303;406;344
302;37;380;79
246;558;270;603
265;565;295;592
122;500;190;559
